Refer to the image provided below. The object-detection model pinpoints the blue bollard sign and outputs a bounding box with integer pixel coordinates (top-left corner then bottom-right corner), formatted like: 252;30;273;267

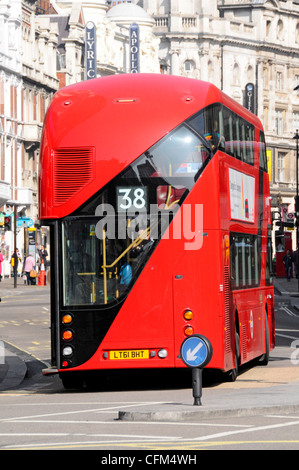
180;335;213;406
180;334;212;369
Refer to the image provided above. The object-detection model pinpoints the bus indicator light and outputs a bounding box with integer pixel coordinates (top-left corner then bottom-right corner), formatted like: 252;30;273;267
184;310;194;321
62;314;73;324
223;234;230;265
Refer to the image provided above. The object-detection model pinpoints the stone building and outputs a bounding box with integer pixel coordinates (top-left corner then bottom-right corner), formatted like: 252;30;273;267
0;0;59;274
49;0;161;82
139;0;299;248
0;0;161;274
2;0;299;271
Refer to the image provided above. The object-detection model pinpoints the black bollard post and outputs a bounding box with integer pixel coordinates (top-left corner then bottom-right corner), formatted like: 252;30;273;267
180;334;213;406
192;368;202;406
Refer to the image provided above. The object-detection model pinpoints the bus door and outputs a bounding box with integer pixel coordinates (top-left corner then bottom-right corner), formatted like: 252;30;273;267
173;255;196;368
230;233;264;362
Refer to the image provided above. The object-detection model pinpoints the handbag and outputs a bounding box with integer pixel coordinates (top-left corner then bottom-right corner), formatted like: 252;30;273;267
30;269;37;278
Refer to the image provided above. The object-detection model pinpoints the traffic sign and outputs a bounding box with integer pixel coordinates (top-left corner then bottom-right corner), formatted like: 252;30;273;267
17;217;34;228
180;334;212;369
287;212;295;221
180;335;213;406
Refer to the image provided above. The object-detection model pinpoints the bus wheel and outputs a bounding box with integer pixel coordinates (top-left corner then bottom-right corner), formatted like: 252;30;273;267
259;312;269;366
227;325;240;382
60;372;85;390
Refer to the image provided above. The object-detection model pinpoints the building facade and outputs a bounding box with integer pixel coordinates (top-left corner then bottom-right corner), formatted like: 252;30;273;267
139;0;299;250
0;0;59;275
2;0;299;276
49;0;160;83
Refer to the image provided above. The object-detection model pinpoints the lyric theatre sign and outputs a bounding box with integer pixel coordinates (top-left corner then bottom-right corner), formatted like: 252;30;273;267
85;22;97;79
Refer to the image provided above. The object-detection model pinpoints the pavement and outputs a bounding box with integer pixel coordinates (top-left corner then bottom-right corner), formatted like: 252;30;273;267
0;276;47;391
2;276;299;422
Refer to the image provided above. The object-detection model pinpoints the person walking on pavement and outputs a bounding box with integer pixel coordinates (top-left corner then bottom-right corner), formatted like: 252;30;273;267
39;245;48;267
283;249;294;281
24;254;36;285
294;250;299;279
0;250;3;282
10;248;21;278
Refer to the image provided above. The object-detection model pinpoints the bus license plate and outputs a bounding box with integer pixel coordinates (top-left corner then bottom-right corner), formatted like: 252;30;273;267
110;349;149;360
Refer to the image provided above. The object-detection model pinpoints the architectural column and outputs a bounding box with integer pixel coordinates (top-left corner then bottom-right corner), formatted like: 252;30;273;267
170;48;180;76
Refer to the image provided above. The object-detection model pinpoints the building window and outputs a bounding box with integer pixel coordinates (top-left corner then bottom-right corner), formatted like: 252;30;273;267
275;109;283;135
160;64;168;74
266;20;271;36
276;72;283;91
293;112;299;134
263;67;269;88
263;107;269;131
57;52;66;71
277;20;284;40
277;152;285;182
184;60;195;72
233;63;240;85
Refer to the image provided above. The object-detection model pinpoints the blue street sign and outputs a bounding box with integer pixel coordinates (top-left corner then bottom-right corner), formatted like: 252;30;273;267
17;217;33;228
180;335;212;369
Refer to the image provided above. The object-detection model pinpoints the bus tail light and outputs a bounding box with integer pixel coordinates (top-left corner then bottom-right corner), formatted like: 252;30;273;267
62;330;73;341
184;326;194;336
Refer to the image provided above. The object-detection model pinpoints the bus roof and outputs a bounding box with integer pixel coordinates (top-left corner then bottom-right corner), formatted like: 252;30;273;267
39;74;263;219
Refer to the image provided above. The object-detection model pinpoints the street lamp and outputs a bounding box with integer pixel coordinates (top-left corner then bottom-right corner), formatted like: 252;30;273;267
294;129;299;292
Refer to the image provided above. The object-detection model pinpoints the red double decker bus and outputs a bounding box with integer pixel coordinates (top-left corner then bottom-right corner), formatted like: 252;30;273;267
39;74;275;388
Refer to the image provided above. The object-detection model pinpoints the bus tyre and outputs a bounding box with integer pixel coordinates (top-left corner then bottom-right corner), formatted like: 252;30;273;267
259;313;269;366
227;326;240;382
60;372;84;390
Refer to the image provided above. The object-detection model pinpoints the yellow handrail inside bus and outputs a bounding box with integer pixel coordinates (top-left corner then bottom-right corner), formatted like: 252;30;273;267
77;194;176;304
103;226;151;270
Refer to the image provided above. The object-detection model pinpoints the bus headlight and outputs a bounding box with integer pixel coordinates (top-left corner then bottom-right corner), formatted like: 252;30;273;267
158;349;167;359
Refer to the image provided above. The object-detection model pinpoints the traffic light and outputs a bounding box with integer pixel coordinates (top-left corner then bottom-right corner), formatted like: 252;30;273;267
295;196;299;227
4;216;11;231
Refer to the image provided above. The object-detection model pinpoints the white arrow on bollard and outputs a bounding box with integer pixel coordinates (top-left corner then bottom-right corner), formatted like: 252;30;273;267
186;342;203;362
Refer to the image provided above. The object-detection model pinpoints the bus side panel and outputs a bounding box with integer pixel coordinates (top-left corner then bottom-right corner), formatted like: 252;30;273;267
173;230;227;371
232;288;264;364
